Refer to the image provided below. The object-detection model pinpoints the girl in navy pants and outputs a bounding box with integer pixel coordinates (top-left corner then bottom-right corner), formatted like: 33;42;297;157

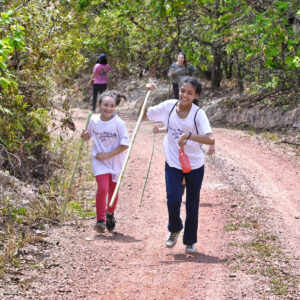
143;76;215;254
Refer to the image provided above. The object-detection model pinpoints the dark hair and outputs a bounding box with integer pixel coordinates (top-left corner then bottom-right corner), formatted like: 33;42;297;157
96;54;107;65
179;76;202;105
178;51;187;68
99;91;126;106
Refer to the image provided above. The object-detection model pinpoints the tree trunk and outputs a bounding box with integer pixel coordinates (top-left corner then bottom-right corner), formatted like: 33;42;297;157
223;51;233;79
234;51;244;92
211;43;222;88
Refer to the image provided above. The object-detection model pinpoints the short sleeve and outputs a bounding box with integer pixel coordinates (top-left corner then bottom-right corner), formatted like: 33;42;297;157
118;121;130;146
147;100;175;126
195;110;212;135
93;64;99;74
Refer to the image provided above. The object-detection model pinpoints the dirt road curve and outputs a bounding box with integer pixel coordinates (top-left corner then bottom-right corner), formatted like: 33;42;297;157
4;108;299;299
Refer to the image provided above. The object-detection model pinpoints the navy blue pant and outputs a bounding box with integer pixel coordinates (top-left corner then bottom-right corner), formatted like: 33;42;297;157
165;162;204;245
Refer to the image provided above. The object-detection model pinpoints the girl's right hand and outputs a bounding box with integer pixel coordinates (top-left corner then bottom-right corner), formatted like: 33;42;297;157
81;130;90;140
178;132;190;148
146;79;156;91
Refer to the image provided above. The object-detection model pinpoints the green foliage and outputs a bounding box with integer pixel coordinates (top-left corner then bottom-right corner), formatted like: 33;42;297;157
0;2;60;180
1;206;27;224
68;202;96;218
0;0;298;182
67;0;299;94
0;10;24;92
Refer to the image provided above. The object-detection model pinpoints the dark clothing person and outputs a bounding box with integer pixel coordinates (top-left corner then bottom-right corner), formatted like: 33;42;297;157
168;52;199;99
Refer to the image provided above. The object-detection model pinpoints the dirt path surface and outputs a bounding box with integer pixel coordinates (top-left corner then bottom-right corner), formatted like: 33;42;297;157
2;107;299;299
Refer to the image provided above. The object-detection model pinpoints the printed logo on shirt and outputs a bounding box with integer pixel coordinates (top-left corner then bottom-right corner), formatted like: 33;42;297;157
169;126;184;140
93;129;117;142
100;69;106;76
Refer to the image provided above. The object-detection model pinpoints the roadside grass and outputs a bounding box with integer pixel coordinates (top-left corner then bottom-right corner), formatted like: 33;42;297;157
259;132;279;141
224;215;260;232
226;213;297;296
0;135;94;278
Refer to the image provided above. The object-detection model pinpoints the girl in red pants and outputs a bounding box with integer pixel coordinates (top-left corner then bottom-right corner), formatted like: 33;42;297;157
81;91;129;233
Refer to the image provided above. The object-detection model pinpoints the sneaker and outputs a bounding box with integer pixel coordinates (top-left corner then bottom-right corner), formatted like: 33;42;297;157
94;220;105;233
106;212;116;232
185;244;196;254
165;231;181;248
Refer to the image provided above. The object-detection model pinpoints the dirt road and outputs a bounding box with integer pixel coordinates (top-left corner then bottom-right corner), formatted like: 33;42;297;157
3;108;299;299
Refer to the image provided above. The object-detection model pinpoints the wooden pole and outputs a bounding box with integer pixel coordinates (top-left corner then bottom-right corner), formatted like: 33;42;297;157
168;74;172;98
139;132;155;206
109;90;152;208
60;111;93;223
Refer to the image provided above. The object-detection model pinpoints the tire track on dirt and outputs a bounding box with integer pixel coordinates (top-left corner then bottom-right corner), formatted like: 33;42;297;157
215;128;300;260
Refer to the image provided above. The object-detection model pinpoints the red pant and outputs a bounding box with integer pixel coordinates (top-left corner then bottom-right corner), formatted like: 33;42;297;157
95;174;118;221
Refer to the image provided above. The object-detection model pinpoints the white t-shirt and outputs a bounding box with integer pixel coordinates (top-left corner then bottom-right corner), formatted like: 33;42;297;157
147;100;212;170
87;113;130;181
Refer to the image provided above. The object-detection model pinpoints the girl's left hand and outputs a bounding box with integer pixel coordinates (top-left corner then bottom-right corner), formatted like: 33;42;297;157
96;152;110;161
153;125;159;134
207;145;215;156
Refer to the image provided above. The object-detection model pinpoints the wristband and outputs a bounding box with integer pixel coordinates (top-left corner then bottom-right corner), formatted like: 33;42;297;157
187;132;192;140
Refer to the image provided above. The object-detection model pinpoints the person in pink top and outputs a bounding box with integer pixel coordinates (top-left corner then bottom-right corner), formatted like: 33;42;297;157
89;53;110;112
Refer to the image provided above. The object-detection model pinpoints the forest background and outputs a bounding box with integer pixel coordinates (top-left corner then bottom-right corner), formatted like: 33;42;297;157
0;0;299;280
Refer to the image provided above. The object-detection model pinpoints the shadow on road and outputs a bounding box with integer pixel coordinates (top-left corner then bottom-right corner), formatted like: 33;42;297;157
161;253;225;264
199;202;222;207
181;202;222;207
94;231;141;243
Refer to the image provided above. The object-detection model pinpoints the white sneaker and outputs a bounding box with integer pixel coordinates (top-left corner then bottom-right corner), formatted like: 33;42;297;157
165;231;181;248
185;244;196;254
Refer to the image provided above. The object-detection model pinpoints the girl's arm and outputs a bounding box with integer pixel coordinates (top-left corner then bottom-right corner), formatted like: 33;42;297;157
95;145;128;161
178;132;215;148
153;125;167;134
168;64;175;77
138;80;156;119
89;65;100;86
89;72;96;87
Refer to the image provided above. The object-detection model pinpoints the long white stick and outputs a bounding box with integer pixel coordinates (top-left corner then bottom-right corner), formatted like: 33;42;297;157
60;111;93;223
109;90;152;207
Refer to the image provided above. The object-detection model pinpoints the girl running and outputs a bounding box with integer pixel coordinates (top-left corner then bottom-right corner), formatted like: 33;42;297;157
81;91;129;233
143;76;215;254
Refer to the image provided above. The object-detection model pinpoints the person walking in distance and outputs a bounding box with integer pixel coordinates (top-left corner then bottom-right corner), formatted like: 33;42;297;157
89;53;110;112
81;91;129;233
142;76;215;254
168;52;199;99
